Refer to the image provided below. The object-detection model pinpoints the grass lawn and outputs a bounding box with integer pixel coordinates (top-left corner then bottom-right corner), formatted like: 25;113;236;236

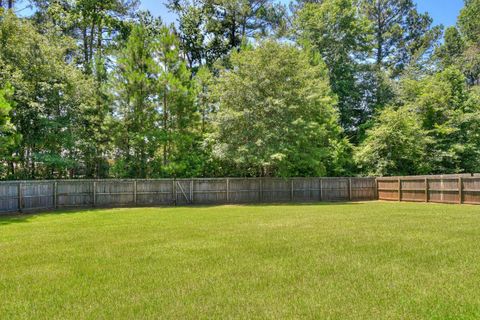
1;202;480;319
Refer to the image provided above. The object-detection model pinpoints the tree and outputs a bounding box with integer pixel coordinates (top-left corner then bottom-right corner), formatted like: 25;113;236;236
0;12;96;178
29;0;141;178
0;84;20;178
294;0;372;137
361;0;441;75
111;23;158;178
210;41;350;177
435;26;465;69
358;66;480;177
359;0;442;116
168;0;287;70
458;0;480;85
355;106;429;176
152;26;201;177
401;68;480;173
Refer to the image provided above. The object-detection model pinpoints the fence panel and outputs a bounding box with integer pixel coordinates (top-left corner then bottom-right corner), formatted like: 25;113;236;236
293;178;321;202
463;177;480;204
377;174;480;205
0;182;19;213
57;180;93;208
0;177;379;214
321;178;349;201
95;180;135;207
351;178;376;201
22;181;54;211
136;180;174;206
262;178;291;202
193;179;228;204
228;179;261;203
400;179;426;202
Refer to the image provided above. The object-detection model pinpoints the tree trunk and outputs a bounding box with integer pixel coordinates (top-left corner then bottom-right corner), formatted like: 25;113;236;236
163;89;168;166
82;25;90;73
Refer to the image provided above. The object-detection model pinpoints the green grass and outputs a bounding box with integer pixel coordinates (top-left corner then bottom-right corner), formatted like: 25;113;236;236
1;202;480;319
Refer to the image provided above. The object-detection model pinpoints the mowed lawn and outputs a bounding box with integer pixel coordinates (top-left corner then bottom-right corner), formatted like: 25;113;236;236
1;202;480;319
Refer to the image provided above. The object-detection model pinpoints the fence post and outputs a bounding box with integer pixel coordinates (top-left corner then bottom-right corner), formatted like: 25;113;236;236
259;178;263;202
190;180;194;204
92;181;96;207
459;177;463;204
375;178;379;200
398;177;401;202
348;178;352;201
53;181;57;209
17;182;23;213
291;179;294;202
133;180;137;206
226;178;229;203
425;178;429;203
172;179;176;206
320;178;323;202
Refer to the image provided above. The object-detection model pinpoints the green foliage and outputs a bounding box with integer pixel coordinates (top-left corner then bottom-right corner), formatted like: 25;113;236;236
0;83;20;177
111;24;203;178
294;0;372;136
355;106;429;176
1;1;479;179
167;0;287;69
458;0;480;85
112;23;158;178
210;41;350;177
0;12;96;178
361;0;441;75
358;67;480;176
435;27;465;68
402;68;480;173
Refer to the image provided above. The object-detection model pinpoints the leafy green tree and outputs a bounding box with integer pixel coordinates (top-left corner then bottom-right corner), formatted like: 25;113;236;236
0;84;20;178
152;26;201;177
401;68;480;173
361;67;480;176
168;0;287;70
210;41;350;177
458;0;480;85
111;23;158;178
294;0;372;138
193;65;215;135
359;0;442;116
435;27;466;69
361;0;441;75
0;12;95;178
355;106;429;176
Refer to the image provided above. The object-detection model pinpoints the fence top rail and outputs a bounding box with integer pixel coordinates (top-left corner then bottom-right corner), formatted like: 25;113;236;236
0;177;377;184
377;174;477;181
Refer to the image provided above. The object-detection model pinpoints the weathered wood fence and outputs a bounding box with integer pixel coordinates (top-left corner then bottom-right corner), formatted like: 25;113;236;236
377;174;480;205
0;177;376;214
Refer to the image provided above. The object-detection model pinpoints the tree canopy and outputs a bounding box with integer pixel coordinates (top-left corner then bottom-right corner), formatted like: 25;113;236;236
0;0;479;179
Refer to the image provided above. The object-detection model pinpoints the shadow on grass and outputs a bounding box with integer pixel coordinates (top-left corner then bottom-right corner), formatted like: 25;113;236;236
0;207;108;226
0;201;368;226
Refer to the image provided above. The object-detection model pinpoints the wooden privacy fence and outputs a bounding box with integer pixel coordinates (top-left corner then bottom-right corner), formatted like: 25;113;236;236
0;177;376;214
377;174;480;205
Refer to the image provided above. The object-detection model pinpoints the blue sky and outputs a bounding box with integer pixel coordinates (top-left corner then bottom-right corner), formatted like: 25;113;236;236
140;0;465;27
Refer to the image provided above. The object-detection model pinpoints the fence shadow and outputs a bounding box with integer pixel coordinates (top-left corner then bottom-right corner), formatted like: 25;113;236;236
0;201;368;227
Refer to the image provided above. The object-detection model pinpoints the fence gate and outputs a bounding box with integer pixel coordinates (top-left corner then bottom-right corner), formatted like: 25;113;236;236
175;180;193;205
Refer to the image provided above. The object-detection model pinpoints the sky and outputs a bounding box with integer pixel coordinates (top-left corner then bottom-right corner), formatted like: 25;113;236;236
139;0;465;27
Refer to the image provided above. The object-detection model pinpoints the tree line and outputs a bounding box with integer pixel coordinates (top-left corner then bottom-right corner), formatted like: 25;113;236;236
0;0;479;179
